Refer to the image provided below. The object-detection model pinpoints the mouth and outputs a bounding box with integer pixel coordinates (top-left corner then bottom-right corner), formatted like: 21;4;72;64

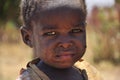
55;52;76;60
56;54;75;58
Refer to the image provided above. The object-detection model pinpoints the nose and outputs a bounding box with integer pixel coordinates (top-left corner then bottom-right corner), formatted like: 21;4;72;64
58;42;73;49
56;35;75;49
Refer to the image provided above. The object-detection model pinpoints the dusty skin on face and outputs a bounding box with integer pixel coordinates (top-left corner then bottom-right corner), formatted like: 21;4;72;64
32;8;86;68
23;7;86;69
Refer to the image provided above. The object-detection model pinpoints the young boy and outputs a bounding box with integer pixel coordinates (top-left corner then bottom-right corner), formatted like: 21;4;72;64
17;0;102;80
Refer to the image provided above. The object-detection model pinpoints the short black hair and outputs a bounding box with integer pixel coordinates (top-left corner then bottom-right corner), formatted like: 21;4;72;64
20;0;87;28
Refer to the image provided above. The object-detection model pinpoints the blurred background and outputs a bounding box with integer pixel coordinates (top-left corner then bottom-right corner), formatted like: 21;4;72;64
0;0;120;80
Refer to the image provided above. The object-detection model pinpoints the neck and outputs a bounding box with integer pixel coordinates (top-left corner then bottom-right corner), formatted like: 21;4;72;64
37;60;72;71
37;61;73;79
37;61;84;80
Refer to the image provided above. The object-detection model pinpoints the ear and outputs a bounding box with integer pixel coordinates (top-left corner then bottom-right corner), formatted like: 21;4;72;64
20;26;33;48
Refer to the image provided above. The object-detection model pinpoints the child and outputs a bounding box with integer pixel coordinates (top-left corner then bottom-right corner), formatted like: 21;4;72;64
17;0;102;80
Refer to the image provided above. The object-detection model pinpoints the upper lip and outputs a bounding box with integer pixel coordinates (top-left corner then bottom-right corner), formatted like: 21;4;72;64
55;51;75;57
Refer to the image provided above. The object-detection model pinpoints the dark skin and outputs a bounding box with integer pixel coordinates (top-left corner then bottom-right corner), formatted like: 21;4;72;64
37;61;84;80
21;7;86;80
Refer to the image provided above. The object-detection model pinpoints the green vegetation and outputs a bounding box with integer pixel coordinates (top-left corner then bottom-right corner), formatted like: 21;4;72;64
0;0;20;28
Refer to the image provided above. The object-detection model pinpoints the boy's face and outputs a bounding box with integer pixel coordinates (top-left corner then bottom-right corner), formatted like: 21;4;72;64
23;7;86;68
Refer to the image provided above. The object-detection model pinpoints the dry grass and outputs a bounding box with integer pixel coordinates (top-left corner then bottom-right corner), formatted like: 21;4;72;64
95;61;120;80
0;42;32;80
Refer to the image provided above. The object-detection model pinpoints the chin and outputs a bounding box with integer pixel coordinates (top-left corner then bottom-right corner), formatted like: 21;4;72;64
54;63;75;69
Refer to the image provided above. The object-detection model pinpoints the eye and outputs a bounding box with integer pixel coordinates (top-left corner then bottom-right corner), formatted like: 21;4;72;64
43;31;57;36
70;28;83;33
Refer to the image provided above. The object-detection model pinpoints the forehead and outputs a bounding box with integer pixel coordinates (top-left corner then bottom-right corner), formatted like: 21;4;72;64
32;7;86;29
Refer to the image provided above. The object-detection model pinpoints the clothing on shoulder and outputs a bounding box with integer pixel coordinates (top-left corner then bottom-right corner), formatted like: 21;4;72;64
17;58;103;80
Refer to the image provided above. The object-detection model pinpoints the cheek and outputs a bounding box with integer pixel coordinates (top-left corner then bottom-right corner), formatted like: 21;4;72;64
33;39;47;58
76;35;86;47
37;40;55;57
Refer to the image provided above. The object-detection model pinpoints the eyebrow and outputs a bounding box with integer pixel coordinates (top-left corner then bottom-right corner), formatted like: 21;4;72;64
41;25;58;30
74;22;86;28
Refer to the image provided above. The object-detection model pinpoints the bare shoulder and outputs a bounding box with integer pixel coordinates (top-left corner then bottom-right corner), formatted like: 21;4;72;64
74;60;103;80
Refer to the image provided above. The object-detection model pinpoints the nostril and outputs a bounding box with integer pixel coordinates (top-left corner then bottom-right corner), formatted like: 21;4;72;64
58;42;73;49
54;42;75;54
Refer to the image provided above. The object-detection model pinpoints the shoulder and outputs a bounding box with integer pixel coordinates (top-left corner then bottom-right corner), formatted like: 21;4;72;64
16;68;31;80
17;58;50;80
74;60;103;80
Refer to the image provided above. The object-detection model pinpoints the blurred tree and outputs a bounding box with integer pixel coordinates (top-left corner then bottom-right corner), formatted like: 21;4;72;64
115;0;120;28
0;0;20;28
116;0;120;3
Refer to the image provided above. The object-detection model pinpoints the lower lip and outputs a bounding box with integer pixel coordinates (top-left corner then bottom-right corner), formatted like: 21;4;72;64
55;54;75;60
